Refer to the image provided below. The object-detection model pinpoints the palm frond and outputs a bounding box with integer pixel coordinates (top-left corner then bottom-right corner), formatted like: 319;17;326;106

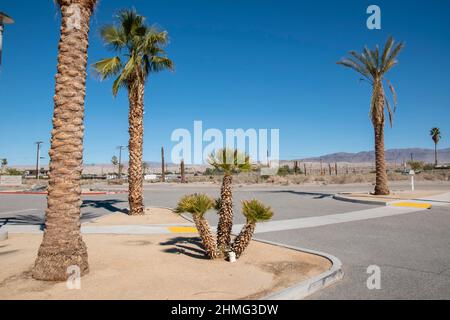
92;56;122;80
94;8;173;96
208;148;251;174
241;200;273;223
385;98;394;128
381;36;394;67
385;79;398;108
100;25;127;51
149;56;174;73
175;194;214;217
383;41;404;73
337;58;372;81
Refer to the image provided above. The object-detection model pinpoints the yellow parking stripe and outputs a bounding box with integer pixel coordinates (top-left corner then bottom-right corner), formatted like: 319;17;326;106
168;226;198;233
390;202;432;209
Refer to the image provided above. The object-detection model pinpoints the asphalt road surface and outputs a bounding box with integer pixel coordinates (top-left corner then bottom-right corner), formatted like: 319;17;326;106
1;180;449;299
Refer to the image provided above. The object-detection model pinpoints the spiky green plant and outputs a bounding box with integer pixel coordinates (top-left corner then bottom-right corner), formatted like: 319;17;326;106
208;149;251;253
430;128;441;166
92;9;173;215
175;194;219;259
337;36;404;195
231;200;273;259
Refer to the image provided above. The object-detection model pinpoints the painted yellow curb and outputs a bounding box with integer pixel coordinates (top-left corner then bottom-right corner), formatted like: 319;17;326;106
168;226;198;233
390;202;432;209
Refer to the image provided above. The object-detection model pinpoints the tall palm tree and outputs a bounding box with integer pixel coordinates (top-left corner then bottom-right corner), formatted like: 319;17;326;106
338;36;404;195
232;199;273;259
33;0;96;280
175;194;219;259
430;127;441;166
208;149;251;253
93;9;173;215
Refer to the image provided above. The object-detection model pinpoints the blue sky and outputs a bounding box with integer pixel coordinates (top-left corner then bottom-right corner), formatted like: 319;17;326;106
1;0;449;165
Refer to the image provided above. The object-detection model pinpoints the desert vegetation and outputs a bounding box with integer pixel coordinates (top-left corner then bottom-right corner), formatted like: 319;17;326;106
175;193;274;260
208;149;251;254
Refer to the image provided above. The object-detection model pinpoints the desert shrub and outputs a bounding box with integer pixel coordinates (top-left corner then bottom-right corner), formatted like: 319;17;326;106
4;168;23;176
422;163;436;171
407;161;424;171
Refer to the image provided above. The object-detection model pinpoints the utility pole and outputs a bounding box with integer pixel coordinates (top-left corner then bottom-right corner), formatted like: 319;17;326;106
0;12;14;67
117;146;126;179
180;159;186;183
35;141;43;180
161;146;165;182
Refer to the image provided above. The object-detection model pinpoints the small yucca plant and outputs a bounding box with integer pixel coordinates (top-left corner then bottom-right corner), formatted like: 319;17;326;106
208;148;251;254
231;199;273;259
175;194;219;259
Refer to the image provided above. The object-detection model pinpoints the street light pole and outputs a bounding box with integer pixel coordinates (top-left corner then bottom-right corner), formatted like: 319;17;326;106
0;12;14;67
35;141;43;180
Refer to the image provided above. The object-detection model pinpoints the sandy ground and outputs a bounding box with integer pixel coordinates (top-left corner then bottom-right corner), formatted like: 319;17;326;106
84;207;188;226
0;233;330;300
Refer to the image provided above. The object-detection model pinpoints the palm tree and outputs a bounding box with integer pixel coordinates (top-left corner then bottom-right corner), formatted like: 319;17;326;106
430;127;441;166
33;0;97;280
208;149;251;253
93;9;173;215
338;36;404;195
175;194;219;259
232;200;273;259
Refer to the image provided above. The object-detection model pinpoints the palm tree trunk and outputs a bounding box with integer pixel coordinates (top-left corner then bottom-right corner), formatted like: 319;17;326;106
33;0;95;280
231;222;256;258
217;173;233;251
127;82;145;215
372;79;390;195
435;142;438;167
192;215;219;259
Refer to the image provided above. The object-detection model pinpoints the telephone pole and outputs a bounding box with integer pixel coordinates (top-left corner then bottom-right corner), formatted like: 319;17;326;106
161;146;166;182
35;141;43;179
117;146;126;179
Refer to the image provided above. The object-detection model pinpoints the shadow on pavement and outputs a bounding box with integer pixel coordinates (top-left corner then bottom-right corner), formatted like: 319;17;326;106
159;236;209;260
261;190;333;199
81;199;128;213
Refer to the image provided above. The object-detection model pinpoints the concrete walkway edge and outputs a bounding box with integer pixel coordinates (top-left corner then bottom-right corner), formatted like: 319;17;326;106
256;238;344;300
333;194;386;206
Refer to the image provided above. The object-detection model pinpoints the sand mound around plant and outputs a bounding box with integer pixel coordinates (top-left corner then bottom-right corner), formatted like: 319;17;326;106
84;207;188;225
0;233;331;300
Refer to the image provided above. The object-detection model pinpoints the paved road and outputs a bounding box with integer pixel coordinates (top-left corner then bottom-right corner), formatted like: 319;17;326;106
1;180;449;299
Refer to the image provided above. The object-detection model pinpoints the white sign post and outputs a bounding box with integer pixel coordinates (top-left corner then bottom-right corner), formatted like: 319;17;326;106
409;170;415;191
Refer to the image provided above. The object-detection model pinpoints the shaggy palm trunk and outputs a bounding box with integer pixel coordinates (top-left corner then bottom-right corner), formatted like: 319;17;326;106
434;142;438;166
231;222;256;258
372;79;390;195
217;174;233;252
192;215;219;259
127;82;145;215
33;0;95;280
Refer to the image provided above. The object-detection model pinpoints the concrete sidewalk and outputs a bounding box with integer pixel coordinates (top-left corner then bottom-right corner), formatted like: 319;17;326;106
1;204;431;236
333;191;450;207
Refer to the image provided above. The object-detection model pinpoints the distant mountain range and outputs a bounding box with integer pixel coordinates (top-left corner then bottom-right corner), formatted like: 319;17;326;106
298;148;450;164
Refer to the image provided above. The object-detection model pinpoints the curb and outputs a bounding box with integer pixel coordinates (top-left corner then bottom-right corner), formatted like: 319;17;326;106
333;194;388;206
256;238;344;300
0;191;128;195
0;230;8;241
